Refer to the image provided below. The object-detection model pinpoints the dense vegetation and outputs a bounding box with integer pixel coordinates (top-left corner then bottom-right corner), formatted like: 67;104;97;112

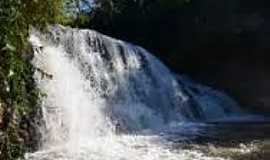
0;0;67;159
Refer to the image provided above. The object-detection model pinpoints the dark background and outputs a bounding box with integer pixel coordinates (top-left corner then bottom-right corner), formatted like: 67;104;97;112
86;0;270;114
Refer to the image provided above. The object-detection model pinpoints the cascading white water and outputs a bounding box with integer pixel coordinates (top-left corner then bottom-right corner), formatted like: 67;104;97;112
25;26;242;160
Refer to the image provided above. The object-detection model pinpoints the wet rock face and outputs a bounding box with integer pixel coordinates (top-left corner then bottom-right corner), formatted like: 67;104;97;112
192;69;270;114
171;51;270;115
213;59;270;115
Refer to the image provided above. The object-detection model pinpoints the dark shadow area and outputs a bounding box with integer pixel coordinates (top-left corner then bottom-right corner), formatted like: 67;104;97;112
87;0;270;115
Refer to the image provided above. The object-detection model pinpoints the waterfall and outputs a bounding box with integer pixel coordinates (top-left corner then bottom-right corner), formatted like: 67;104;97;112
25;26;242;160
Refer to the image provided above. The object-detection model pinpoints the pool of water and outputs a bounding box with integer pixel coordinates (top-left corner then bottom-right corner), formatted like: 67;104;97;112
176;122;270;160
25;122;270;160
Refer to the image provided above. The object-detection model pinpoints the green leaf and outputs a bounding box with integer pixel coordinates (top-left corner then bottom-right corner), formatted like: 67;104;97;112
5;43;16;52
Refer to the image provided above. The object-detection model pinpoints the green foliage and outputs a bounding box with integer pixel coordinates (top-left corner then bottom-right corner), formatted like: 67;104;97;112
0;0;70;159
0;52;36;160
1;0;66;52
62;0;92;27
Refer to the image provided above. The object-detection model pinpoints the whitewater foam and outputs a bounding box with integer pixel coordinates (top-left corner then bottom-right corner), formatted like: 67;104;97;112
26;26;244;160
